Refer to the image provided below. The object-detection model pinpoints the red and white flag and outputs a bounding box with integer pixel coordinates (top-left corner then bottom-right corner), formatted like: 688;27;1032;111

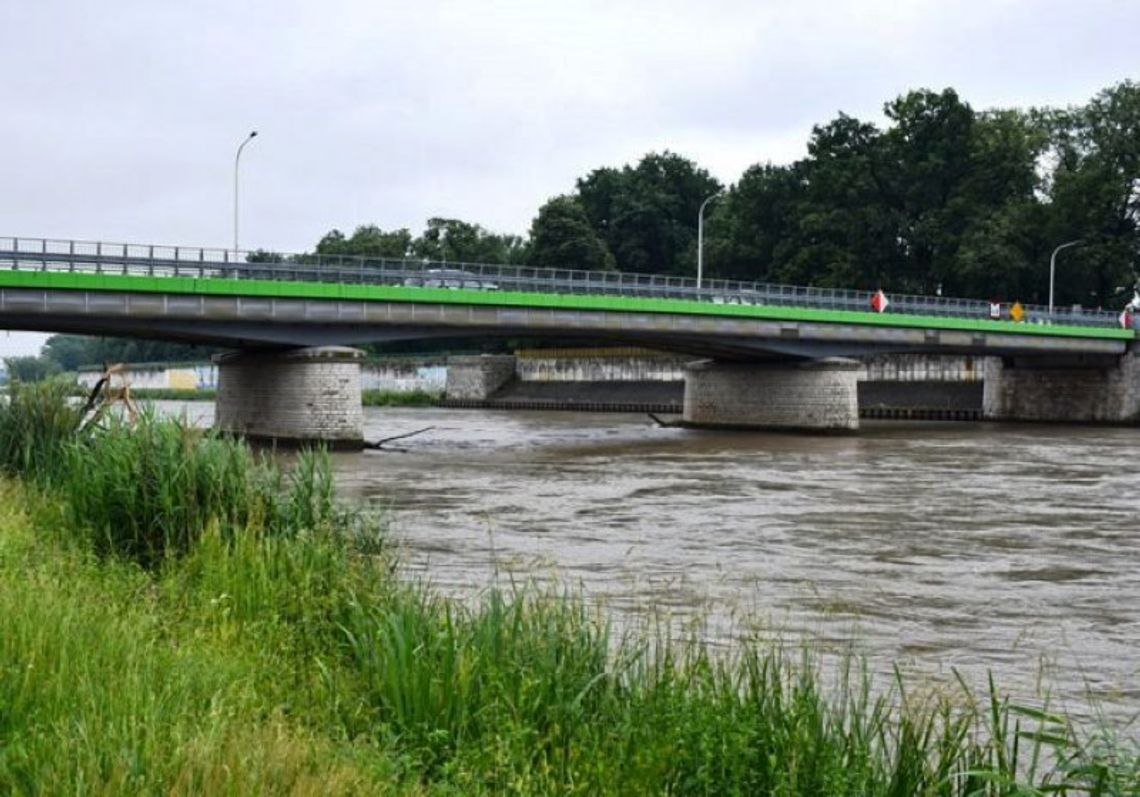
870;290;890;313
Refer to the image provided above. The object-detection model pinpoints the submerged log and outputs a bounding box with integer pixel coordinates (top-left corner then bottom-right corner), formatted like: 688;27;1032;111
363;426;435;451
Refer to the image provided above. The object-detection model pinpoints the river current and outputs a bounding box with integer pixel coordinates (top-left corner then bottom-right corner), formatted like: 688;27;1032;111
170;402;1140;725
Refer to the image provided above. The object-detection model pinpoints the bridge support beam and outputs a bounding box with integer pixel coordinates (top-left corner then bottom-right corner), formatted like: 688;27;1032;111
982;350;1140;424
683;358;862;431
214;346;365;448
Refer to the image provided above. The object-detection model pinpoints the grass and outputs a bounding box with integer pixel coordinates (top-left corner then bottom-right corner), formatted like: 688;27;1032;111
362;388;442;407
130;387;218;400
62;411;357;566
0;379;83;485
0;381;1138;794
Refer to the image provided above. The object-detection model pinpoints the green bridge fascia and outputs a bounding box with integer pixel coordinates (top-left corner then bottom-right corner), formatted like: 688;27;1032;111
0;269;1133;342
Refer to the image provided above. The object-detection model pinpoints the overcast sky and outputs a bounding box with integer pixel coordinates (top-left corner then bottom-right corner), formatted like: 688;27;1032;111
1;0;1137;358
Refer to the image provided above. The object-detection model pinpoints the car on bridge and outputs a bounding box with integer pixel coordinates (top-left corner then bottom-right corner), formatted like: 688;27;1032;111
402;268;499;290
711;289;764;306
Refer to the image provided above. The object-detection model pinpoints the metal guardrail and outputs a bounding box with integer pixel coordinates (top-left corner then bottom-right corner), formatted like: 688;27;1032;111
0;235;1124;329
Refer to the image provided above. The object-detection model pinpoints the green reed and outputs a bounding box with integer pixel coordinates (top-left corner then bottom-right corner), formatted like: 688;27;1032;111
0;379;84;485
64;413;359;567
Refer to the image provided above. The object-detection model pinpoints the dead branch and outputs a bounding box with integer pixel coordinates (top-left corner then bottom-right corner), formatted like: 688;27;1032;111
363;426;435;450
78;362;137;433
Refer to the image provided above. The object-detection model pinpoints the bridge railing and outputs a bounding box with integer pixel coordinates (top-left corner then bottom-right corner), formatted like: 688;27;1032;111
0;235;1124;329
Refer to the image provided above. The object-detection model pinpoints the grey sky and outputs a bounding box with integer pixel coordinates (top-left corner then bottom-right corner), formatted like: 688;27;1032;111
1;0;1137;357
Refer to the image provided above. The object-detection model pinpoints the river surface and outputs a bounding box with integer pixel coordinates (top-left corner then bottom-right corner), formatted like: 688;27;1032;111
169;402;1140;725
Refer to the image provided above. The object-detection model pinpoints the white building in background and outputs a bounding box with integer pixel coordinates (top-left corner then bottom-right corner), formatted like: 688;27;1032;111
75;364;218;391
73;360;447;394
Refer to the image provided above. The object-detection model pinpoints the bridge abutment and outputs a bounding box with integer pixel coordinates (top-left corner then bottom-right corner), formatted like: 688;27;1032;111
682;358;863;431
444;355;517;400
982;350;1140;424
214;346;365;448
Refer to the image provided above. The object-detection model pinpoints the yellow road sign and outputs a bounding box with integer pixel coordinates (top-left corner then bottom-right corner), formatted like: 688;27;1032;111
1010;301;1025;322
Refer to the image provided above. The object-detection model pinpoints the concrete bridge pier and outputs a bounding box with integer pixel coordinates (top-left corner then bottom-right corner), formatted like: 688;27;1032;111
682;358;863;431
214;346;365;448
983;350;1140;424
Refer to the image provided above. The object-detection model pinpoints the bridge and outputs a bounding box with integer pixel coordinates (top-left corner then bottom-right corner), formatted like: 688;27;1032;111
2;236;1137;443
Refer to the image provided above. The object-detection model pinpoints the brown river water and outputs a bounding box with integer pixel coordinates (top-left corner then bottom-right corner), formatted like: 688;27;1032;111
168;402;1140;726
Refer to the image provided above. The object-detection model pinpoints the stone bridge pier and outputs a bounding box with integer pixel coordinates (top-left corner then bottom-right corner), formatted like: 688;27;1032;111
214;346;365;448
682;358;863;431
983;349;1140;424
444;354;518;400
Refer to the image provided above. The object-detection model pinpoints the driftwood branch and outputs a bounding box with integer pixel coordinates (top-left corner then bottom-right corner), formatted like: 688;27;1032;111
79;376;109;418
78;362;138;433
647;413;684;428
364;426;435;451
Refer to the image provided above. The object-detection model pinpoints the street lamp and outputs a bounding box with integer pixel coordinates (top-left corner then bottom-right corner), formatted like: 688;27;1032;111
233;130;258;260
1048;239;1081;315
697;190;724;290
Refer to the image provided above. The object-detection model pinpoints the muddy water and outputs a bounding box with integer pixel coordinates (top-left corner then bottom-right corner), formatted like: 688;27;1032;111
168;402;1140;722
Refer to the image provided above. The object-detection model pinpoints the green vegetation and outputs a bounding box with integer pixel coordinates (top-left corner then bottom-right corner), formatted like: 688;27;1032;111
127;387;218;400
41;335;216;372
2;355;61;383
362;388;441;407
0;379;82;484
315;81;1139;308
1;382;1138;794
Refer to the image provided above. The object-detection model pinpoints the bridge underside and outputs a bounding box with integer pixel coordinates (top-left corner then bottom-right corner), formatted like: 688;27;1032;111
0;287;1127;361
5;285;1137;434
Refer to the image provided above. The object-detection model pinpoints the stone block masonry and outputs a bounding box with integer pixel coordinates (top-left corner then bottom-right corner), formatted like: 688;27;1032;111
214;346;365;448
983;349;1140;424
683;358;863;431
445;355;518;400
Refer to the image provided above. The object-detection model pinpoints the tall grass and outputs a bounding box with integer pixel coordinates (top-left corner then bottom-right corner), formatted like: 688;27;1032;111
0;379;83;484
0;481;398;796
0;385;1137;793
61;411;359;566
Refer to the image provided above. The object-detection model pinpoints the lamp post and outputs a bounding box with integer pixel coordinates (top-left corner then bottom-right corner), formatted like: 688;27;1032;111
697;190;723;290
233;130;258;260
1048;239;1081;315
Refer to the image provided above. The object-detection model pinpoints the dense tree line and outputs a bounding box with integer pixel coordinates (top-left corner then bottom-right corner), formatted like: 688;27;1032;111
37;338;214;372
307;81;1138;308
29;80;1139;370
702;83;1139;306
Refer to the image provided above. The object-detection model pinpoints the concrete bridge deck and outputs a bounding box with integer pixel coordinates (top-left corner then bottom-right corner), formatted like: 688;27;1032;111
0;236;1132;360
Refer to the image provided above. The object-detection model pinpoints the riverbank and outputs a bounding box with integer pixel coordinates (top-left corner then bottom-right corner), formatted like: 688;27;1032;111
66;386;444;407
1;383;1136;794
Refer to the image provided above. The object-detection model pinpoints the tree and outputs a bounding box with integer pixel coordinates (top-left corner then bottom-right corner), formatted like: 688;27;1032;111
1040;80;1140;307
313;220;526;265
3;356;60;382
246;249;287;263
40;335;92;371
316;225;414;259
779;112;897;289
576;152;722;275
41;335;214;369
528;195;615;271
411;218;526;264
700;164;802;283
